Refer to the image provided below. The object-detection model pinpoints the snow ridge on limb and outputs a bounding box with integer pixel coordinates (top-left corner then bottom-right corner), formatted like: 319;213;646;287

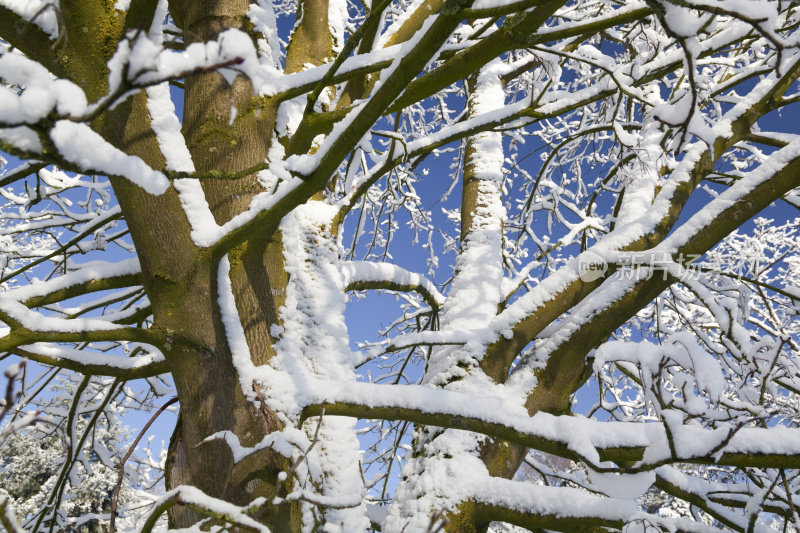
5;258;141;304
299;378;800;469
51;120;168;194
217;204;370;530
342;261;445;309
270;203;369;530
141;486;271;533
385;57;522;531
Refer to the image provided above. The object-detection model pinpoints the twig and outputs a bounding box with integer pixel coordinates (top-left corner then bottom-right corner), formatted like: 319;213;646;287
109;395;178;533
0;361;25;423
0;496;24;533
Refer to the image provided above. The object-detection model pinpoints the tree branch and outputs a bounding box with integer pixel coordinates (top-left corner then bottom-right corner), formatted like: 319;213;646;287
301;395;800;470
22;273;142;309
386;3;650;114
343;261;444;312
9;344;167;379
0;5;64;76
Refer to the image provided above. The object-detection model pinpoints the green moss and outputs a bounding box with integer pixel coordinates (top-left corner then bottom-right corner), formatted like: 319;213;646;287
445;500;480;533
58;1;126;100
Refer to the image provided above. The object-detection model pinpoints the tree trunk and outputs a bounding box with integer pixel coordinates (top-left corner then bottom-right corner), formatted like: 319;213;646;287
90;0;303;527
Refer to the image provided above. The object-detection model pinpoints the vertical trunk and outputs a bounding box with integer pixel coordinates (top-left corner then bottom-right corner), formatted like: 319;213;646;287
128;0;299;528
161;262;296;528
386;60;512;533
157;1;357;529
106;71;301;533
99;84;298;528
274;204;370;530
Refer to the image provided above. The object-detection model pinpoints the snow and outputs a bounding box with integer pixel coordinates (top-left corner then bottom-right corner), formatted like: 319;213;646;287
145;84;194;172
423;59;508;387
0;0;59;38
588;470;655;499
471;0;532;8
374;0;428;49
655;466;777;533
532;270;649;363
179;177;304;247
594;332;726;405
258;45;402;98
535;3;649;38
0;296;128;333
49;121;169;195
275;95;306;139
145;82;229;246
285;13;439;179
202;429;304;462
663;4;706;37
0;53;87;123
659;137;800;252
0;495;23;533
150;486;271;532
0;126;41;152
328;0;348;54
247;0;282;70
0;260;144;351
20;343;163;370
341;261;444;306
219;204;371;529
471;477;640;521
4;258;140;302
217;255;264;399
278;372;800;469
269;203;370;530
129;29;265;88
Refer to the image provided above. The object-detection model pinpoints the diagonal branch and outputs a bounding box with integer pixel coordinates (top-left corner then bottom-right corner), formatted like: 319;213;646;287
0;5;64;76
523;134;800;416
480;56;800;384
386;2;649;114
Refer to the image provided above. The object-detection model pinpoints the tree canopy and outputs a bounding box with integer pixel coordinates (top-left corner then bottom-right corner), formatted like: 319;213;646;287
0;0;799;531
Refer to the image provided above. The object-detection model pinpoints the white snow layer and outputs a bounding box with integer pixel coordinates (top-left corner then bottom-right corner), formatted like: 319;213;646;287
0;0;60;38
49;121;169;195
217;203;370;531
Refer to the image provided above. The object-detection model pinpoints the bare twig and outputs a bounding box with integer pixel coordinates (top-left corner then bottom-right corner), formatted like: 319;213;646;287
109;395;178;533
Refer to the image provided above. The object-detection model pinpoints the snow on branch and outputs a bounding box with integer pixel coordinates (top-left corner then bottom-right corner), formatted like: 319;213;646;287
141;486;270;533
299;380;800;471
0;256;163;372
11;343;166;379
0;0;59;39
343;261;444;310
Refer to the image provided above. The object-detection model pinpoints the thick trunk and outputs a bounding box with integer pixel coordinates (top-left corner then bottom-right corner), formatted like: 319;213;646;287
160;66;299;533
144;1;283;527
162;277;297;529
83;1;302;526
99;88;299;529
148;1;343;527
114;0;351;527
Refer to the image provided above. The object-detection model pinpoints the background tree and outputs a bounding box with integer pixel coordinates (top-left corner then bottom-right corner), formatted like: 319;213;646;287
0;0;799;531
0;407;153;530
